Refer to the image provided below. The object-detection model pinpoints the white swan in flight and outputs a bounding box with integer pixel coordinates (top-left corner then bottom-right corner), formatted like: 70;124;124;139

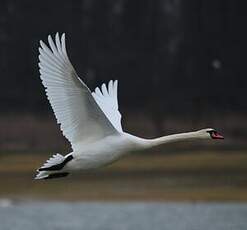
35;33;224;179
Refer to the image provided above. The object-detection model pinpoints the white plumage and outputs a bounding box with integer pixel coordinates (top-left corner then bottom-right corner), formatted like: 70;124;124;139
92;80;123;132
35;33;223;179
39;34;116;149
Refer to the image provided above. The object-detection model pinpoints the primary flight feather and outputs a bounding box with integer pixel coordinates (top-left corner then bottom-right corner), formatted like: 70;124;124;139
35;33;223;179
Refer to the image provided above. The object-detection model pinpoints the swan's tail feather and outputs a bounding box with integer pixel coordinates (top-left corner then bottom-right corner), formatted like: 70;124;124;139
34;153;73;180
37;153;73;172
35;171;50;180
38;153;64;170
35;171;69;180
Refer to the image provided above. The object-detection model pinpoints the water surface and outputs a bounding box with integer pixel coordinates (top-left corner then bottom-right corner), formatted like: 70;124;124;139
0;200;246;230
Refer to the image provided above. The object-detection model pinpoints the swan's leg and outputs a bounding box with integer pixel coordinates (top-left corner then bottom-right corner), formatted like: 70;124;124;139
44;172;69;179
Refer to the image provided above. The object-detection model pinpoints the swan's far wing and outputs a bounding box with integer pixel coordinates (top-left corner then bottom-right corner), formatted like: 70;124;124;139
38;33;118;150
92;80;123;132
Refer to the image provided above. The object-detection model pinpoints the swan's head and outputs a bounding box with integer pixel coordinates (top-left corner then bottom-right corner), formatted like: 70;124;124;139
197;128;224;140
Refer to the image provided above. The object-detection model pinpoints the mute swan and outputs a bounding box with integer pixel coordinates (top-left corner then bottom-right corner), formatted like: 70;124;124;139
35;33;224;179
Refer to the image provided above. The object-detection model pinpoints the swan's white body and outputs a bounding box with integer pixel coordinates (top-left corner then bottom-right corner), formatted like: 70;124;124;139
35;33;223;179
64;134;141;170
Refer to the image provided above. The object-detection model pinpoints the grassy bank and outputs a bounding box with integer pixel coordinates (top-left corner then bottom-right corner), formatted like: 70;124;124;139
0;150;247;201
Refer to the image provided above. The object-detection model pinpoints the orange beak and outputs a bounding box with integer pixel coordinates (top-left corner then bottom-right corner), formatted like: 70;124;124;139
211;131;224;140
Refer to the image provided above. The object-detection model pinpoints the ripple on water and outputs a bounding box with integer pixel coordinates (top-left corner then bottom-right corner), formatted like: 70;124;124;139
0;201;246;230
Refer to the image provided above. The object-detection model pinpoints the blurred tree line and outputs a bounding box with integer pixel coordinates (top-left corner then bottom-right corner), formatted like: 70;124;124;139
0;0;246;126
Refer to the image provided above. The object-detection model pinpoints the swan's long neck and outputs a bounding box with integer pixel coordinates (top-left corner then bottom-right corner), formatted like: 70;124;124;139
146;131;203;148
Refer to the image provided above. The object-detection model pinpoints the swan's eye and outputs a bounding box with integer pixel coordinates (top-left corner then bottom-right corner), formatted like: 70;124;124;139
208;130;224;140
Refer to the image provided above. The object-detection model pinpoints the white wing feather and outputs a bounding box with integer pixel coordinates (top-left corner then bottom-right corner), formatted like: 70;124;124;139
92;80;123;132
38;33;118;150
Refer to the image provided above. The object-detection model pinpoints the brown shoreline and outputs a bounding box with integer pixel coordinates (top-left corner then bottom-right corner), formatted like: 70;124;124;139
1;150;247;202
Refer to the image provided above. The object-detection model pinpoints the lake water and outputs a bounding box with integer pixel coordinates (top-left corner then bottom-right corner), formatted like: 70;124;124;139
0;200;246;230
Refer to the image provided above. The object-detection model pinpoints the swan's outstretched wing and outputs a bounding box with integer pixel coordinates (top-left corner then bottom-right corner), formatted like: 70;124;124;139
38;33;118;150
92;80;123;132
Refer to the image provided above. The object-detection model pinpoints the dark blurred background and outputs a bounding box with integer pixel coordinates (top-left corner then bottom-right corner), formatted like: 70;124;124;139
1;0;247;152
